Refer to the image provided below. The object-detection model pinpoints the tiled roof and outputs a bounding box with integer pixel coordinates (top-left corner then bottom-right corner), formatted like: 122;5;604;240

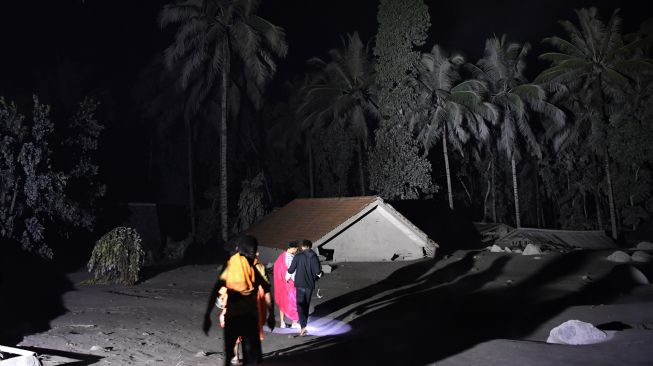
245;196;379;249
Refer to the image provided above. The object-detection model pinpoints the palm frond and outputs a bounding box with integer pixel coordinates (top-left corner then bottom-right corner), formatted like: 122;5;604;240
251;16;288;58
599;9;623;60
542;36;585;58
158;1;202;29
538;52;575;65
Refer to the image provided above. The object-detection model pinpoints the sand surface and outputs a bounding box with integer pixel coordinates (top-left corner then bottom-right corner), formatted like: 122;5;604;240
11;249;653;365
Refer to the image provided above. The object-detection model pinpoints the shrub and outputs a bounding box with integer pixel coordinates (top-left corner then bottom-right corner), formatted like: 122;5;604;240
232;172;268;233
87;227;144;285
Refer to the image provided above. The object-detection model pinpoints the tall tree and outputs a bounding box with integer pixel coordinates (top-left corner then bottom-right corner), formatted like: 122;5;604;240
414;45;496;209
298;32;379;196
535;7;653;239
159;0;287;241
1;96;104;258
471;35;565;227
369;0;434;199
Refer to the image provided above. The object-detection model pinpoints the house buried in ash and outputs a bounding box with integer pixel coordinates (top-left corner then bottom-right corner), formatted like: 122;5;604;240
245;196;438;264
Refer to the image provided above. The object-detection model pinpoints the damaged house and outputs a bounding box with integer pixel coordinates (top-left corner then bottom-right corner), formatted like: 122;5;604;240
494;227;617;251
245;196;438;263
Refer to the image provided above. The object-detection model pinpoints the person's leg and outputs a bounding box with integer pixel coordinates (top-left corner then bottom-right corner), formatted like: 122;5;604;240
240;314;262;365
295;287;306;330
279;309;286;328
232;338;240;364
296;287;313;333
223;320;240;366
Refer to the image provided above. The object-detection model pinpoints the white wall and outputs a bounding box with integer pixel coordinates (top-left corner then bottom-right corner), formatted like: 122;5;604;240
321;207;425;262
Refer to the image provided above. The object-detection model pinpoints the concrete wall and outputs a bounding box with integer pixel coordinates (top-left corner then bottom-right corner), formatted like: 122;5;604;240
321;206;426;262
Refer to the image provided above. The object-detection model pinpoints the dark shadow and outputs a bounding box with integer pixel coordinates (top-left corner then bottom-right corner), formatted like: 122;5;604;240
265;250;644;365
596;321;632;331
0;241;73;345
311;251;478;319
20;346;103;366
138;262;189;282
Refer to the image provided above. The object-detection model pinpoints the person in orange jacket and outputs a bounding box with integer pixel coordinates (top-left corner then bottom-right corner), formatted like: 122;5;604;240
211;235;275;365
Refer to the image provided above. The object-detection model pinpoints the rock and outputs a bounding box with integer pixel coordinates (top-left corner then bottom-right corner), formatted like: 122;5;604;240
546;320;607;345
321;264;332;274
625;265;650;285
490;244;504;253
195;351;207;357
504;247;513;253
636;241;653;251
89;345;105;351
606;251;631;263
522;244;542;255
631;251;652;263
514;249;523;254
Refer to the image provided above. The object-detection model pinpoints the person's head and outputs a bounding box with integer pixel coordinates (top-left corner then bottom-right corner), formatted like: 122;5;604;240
300;239;312;251
235;235;258;260
287;240;299;254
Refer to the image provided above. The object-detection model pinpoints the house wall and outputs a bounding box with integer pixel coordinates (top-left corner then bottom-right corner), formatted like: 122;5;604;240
321;207;425;262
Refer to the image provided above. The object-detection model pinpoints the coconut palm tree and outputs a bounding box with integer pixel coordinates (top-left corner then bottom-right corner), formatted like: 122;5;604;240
413;45;497;210
470;35;565;228
535;8;653;239
159;0;287;241
297;32;379;196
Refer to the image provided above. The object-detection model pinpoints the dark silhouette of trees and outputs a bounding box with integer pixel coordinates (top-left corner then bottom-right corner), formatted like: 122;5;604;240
159;0;287;241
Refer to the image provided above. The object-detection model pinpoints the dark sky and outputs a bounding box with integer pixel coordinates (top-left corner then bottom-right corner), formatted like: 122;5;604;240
0;0;650;98
0;0;650;201
1;0;650;97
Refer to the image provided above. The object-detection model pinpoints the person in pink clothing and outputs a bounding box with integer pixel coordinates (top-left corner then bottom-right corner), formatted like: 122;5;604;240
273;241;300;328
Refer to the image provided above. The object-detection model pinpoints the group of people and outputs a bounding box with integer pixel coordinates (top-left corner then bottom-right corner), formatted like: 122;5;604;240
204;235;322;365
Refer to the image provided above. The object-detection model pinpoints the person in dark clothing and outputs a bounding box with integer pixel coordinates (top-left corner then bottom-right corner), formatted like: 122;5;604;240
287;239;322;336
207;235;275;366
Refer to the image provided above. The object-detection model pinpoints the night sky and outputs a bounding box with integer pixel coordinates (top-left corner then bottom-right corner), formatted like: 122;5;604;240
0;0;650;201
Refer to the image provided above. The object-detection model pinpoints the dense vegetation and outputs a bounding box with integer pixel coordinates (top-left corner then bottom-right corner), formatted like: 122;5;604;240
262;4;652;240
2;1;651;261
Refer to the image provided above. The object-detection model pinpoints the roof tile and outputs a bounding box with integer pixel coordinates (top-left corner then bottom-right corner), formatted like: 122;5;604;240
245;196;378;249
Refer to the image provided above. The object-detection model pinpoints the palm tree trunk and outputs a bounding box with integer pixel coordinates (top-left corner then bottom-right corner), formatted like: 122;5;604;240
511;156;521;228
219;47;230;242
605;154;617;240
185;116;197;238
583;190;588;223
628;166;640;230
307;133;314;198
483;161;491;221
443;136;453;210
357;141;366;196
595;191;603;230
597;75;617;240
535;168;541;228
491;159;497;223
